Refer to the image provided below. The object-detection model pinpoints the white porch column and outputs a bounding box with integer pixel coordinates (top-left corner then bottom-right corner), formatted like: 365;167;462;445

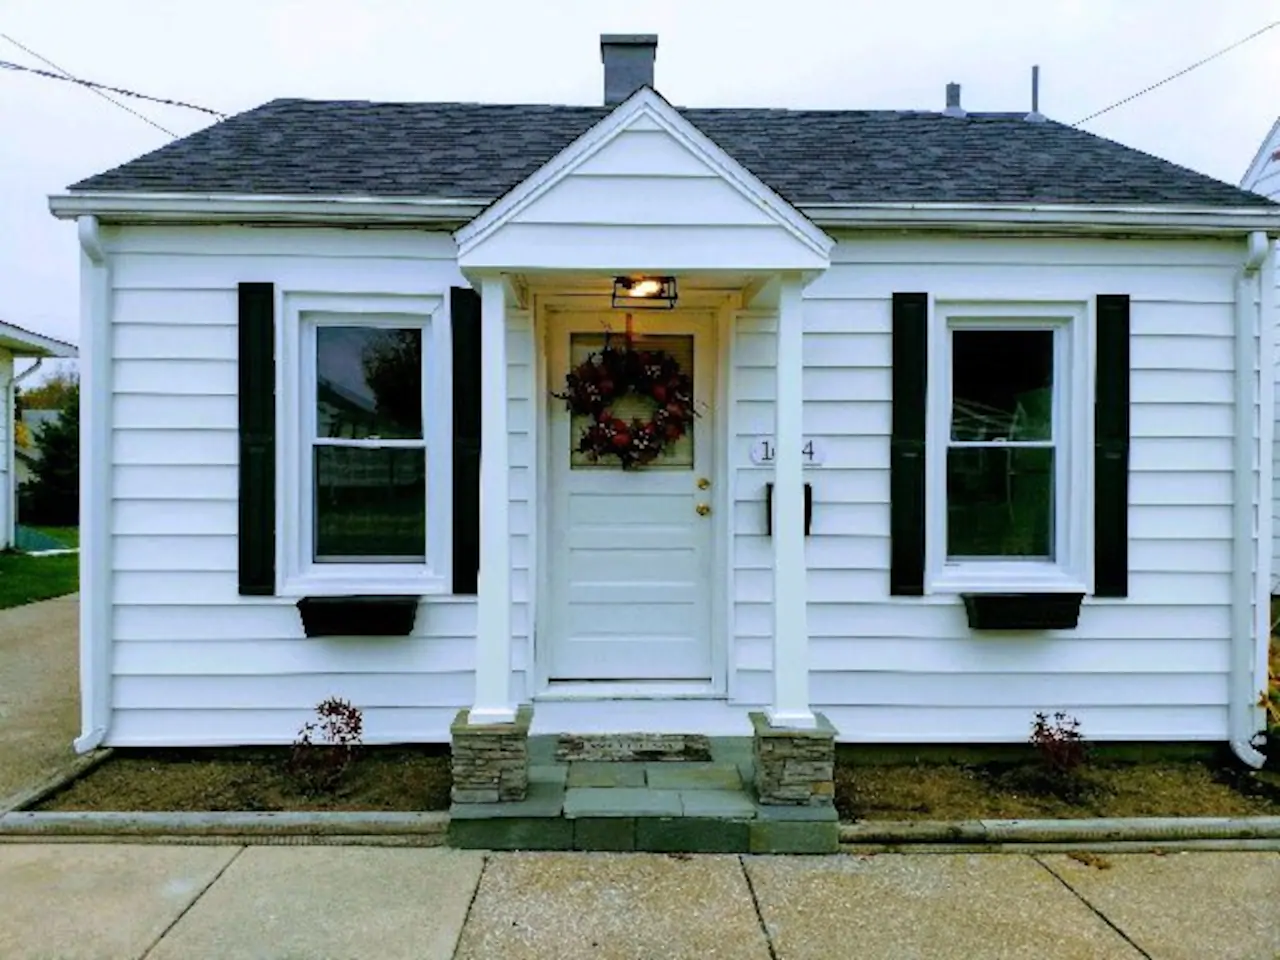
767;274;816;728
470;275;516;723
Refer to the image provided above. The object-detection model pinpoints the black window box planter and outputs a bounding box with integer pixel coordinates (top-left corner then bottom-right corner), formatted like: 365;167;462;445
961;593;1084;631
296;596;421;638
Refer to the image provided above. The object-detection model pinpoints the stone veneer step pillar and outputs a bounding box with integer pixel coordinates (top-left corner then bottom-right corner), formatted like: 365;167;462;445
750;711;837;805
450;705;533;803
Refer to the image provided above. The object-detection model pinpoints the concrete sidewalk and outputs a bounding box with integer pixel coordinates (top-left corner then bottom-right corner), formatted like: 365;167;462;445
0;845;1276;959
0;594;79;805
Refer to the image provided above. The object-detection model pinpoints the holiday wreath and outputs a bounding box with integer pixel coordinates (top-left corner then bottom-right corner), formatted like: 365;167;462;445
555;338;696;469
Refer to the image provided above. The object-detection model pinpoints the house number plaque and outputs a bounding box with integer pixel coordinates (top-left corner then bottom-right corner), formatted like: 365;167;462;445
749;436;826;466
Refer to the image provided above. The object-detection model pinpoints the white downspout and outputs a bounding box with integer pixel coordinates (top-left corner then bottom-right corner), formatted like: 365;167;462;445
1231;230;1270;768
9;357;45;548
74;215;111;753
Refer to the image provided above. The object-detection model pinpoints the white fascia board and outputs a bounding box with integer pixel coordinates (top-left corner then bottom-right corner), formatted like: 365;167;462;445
1240;115;1280;191
50;191;1280;237
803;202;1280;236
0;321;78;358
452;87;834;261
49;192;485;225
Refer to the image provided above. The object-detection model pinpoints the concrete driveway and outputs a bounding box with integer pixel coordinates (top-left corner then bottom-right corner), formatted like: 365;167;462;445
0;845;1276;959
0;594;78;806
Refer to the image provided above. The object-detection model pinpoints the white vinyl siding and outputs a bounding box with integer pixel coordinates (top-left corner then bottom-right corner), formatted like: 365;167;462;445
730;234;1247;742
103;225;532;745
96;225;1256;746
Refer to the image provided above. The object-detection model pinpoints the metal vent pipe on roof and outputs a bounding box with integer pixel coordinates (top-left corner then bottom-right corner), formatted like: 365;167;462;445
943;82;966;118
1026;65;1047;123
601;34;658;105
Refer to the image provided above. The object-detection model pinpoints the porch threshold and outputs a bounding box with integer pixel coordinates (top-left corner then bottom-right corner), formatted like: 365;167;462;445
537;681;721;701
447;736;839;854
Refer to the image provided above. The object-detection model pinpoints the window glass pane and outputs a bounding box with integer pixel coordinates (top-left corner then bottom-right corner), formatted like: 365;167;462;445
316;327;422;440
947;447;1053;558
951;330;1053;441
567;332;695;470
314;447;425;560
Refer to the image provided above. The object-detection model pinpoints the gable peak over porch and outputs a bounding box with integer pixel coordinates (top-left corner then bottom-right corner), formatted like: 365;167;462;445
454;87;833;274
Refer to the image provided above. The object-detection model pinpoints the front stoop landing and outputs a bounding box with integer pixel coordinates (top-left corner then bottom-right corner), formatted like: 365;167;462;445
448;736;838;854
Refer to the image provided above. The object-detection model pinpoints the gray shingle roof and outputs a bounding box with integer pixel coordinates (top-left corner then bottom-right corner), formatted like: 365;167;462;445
70;98;1276;208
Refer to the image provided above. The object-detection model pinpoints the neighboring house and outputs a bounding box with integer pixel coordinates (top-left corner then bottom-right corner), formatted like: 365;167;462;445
1240;116;1280;586
51;35;1280;767
0;326;77;549
16;409;63;486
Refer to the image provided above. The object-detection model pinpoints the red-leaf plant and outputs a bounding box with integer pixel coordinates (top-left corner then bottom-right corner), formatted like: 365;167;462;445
288;697;364;794
1029;711;1090;781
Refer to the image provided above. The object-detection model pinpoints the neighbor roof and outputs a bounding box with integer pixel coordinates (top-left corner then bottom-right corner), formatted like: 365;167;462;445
0;320;77;358
70;98;1275;208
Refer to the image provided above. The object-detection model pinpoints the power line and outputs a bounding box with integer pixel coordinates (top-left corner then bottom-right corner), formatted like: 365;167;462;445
1074;20;1280;126
1;32;177;136
1;33;228;137
0;59;226;119
0;47;227;120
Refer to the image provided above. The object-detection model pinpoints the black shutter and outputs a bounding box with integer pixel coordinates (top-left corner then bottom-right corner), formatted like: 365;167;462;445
452;287;482;595
238;282;275;596
1094;294;1130;598
890;292;928;596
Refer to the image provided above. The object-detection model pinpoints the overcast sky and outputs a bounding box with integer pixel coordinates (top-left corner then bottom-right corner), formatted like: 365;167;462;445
1;0;1277;366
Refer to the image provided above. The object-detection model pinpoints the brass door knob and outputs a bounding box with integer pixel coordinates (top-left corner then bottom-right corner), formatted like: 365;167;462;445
697;477;711;490
696;503;711;516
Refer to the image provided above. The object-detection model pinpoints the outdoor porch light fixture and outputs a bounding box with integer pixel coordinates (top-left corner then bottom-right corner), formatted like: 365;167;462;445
612;275;678;309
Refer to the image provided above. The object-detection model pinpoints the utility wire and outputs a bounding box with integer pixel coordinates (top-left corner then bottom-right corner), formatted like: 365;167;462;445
1;31;177;135
1074;20;1280;126
1;33;228;136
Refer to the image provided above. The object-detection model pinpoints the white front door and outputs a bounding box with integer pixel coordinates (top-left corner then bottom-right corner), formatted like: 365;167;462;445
546;311;716;683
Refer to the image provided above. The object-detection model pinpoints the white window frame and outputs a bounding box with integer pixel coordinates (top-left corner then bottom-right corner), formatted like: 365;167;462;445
278;292;451;597
926;299;1092;595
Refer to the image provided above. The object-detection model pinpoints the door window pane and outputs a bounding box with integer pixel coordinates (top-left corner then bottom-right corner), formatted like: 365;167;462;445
314;447;425;560
951;330;1053;441
947;447;1053;558
316;327;422;439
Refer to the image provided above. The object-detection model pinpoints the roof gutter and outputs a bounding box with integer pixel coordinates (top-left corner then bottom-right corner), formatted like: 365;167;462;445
48;193;487;226
49;193;1280;236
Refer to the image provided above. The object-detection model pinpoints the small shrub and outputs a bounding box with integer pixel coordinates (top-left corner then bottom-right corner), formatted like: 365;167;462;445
1030;711;1089;778
288;697;364;794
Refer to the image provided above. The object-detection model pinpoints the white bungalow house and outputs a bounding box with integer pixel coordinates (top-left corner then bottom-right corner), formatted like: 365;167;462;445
1240;116;1280;588
0;323;77;549
51;35;1280;767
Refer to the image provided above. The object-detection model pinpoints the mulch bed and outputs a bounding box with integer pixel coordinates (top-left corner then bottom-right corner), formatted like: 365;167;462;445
835;750;1280;822
35;746;452;812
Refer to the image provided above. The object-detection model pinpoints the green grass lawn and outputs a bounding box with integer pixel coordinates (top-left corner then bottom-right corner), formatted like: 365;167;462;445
0;551;78;609
30;526;79;549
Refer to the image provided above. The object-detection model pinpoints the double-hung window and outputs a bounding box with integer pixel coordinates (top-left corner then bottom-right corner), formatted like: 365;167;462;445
928;302;1090;593
280;294;450;596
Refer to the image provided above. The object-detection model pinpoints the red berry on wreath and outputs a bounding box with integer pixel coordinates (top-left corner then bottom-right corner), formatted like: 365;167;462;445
664;423;682;441
665;402;683;419
651;384;667;404
598;378;614;396
611;431;631;449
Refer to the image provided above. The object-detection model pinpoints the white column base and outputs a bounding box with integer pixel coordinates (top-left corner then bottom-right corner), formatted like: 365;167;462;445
467;705;519;725
764;706;818;730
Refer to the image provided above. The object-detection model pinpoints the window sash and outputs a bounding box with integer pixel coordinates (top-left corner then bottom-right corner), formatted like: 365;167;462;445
279;297;448;597
927;304;1088;594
